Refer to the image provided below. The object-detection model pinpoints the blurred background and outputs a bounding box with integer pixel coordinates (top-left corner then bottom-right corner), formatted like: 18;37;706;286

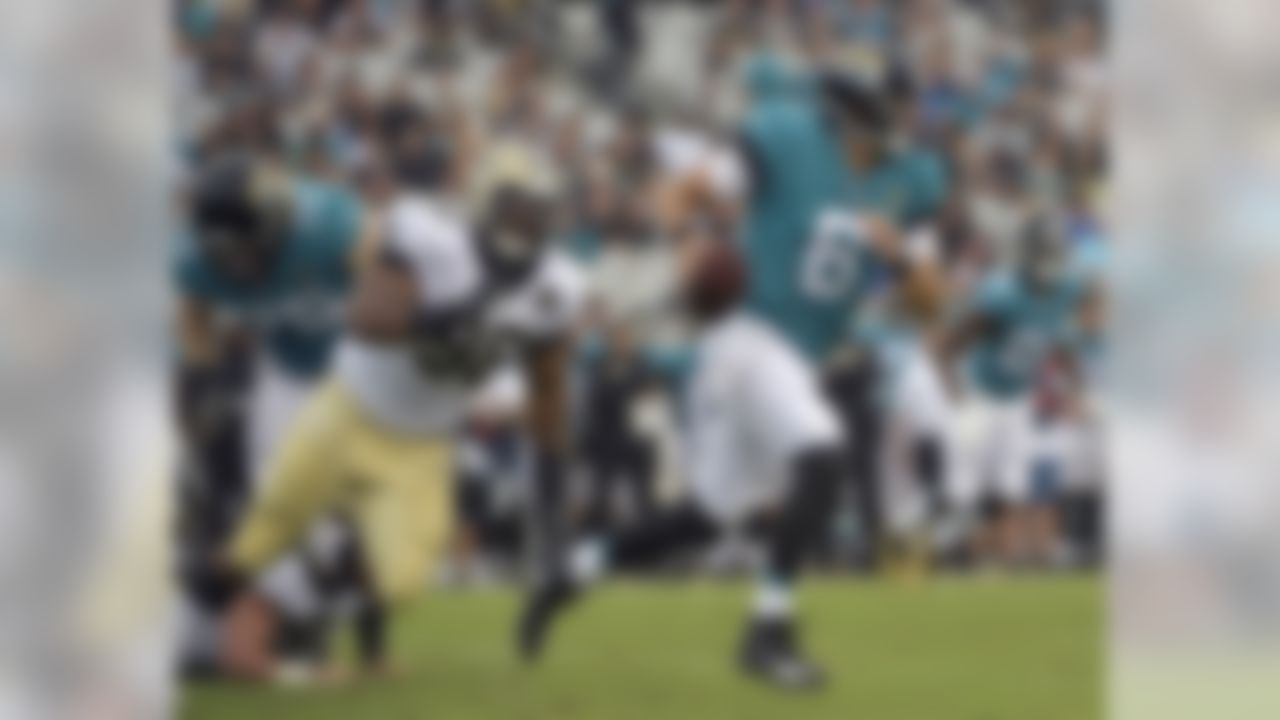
167;0;1107;716
173;0;1106;567
11;0;1280;718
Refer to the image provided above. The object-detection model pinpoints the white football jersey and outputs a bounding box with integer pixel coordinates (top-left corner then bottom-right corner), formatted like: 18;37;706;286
685;312;842;523
336;195;586;435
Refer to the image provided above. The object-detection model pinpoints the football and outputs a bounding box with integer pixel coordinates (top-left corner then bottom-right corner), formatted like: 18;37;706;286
683;235;748;317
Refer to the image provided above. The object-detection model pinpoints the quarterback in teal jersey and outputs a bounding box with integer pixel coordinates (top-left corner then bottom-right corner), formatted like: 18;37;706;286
737;54;946;362
658;54;946;363
734;56;948;566
656;55;948;567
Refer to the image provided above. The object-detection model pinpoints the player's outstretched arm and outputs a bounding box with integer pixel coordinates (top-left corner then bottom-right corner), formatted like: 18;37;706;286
347;243;420;344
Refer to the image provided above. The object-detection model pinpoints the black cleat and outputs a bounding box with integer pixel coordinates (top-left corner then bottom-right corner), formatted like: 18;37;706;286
517;574;580;662
739;619;827;690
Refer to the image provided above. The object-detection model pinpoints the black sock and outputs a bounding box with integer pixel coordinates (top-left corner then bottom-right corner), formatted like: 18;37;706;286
355;601;387;668
765;446;845;585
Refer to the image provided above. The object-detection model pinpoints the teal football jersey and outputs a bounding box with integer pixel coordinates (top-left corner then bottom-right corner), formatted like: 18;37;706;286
964;270;1086;399
176;177;361;378
848;145;947;226
739;54;946;361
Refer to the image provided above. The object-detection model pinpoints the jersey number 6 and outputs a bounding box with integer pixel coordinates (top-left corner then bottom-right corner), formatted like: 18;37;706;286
799;209;865;302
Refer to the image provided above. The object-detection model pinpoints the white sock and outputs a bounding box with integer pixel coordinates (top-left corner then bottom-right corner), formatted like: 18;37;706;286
751;577;794;621
568;538;609;585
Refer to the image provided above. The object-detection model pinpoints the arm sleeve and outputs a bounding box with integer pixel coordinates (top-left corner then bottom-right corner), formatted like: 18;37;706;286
384;200;478;306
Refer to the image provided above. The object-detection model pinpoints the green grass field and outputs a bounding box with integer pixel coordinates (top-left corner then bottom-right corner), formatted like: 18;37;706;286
182;575;1101;720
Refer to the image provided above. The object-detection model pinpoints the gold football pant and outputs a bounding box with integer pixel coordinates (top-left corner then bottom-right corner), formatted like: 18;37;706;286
228;379;453;606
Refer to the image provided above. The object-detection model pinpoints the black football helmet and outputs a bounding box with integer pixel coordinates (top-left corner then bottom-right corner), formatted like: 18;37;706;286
190;154;291;284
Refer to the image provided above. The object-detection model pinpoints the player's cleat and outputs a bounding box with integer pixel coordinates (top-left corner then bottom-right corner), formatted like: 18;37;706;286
739;619;827;690
517;574;580;662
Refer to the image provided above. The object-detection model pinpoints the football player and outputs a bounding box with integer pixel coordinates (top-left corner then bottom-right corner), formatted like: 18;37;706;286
735;54;945;359
208;139;585;674
946;220;1096;568
660;53;948;565
519;229;846;690
175;154;376;680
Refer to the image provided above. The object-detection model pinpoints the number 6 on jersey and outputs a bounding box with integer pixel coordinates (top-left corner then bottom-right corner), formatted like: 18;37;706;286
799;209;868;302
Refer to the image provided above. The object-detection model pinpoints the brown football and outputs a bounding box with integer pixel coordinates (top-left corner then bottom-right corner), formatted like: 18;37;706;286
683;236;748;316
